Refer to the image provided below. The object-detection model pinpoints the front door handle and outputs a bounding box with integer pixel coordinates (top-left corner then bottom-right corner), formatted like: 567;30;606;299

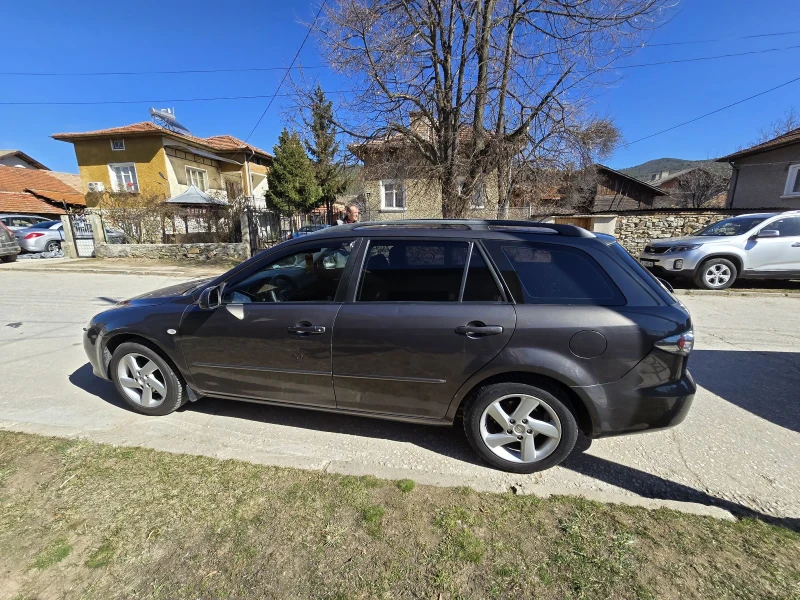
455;323;504;337
288;322;326;335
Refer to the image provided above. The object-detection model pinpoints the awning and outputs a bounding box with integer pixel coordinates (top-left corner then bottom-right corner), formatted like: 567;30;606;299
165;184;228;206
164;142;241;165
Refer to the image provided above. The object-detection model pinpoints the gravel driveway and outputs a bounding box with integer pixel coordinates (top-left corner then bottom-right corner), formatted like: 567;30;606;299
1;271;798;520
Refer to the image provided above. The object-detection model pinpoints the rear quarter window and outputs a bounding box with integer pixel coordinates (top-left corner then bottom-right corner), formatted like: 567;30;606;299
485;241;625;305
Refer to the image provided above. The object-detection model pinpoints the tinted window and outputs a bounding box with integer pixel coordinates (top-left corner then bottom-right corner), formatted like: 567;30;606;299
462;248;504;302
358;240;468;302
223;240;354;303
486;241;624;305
768;217;800;237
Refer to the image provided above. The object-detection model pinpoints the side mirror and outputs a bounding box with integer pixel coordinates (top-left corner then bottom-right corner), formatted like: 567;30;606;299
198;285;221;310
656;277;674;293
757;229;780;238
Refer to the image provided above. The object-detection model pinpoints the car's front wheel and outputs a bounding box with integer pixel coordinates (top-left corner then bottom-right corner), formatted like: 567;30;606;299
110;342;186;416
463;382;578;473
694;257;737;290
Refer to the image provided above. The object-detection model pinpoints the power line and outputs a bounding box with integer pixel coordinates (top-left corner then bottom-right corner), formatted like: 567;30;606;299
0;65;327;76
621;75;800;148
643;29;800;48
244;1;326;142
618;43;800;69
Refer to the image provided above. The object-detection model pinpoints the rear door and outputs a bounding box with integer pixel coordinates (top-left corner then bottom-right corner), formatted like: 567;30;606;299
332;238;516;418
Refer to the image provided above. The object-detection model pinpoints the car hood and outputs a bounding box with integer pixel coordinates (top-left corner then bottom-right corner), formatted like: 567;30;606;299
119;277;214;307
649;235;733;247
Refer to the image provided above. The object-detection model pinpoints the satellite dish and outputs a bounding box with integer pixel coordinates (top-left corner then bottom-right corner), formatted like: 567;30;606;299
149;107;191;134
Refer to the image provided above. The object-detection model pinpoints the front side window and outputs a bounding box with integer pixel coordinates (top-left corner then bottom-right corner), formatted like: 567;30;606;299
222;240;354;304
767;216;800;237
785;164;800;197
109;163;139;192
186;167;208;191
381;180;405;209
7;217;35;227
358;240;468;302
486;241;624;305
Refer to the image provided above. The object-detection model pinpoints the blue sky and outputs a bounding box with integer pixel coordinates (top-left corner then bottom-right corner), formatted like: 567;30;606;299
1;0;798;173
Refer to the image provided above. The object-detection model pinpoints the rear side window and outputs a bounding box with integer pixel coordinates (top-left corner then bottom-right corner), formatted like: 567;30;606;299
358;240;468;301
609;242;676;304
485;241;624;305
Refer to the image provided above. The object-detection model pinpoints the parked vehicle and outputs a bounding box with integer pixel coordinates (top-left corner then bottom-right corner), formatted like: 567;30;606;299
0;221;21;262
0;214;51;231
14;220;65;253
83;220;695;473
639;210;800;290
286;224;330;240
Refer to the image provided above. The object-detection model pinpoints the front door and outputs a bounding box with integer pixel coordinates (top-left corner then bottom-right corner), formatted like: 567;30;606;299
180;239;356;406
746;216;800;273
332;239;516;419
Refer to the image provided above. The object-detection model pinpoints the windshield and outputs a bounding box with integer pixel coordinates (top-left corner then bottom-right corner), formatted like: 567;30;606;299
693;217;767;237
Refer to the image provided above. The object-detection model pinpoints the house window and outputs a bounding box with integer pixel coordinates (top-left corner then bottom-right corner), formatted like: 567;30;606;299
381;180;405;210
785;164;800;197
108;163;139;192
458;178;486;209
186;167;208;191
111;139;125;151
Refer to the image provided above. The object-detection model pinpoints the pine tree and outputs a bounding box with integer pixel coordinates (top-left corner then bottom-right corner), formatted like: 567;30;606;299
265;128;322;214
304;85;346;223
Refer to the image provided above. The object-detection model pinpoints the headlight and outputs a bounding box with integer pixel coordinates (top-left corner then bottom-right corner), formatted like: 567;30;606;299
666;244;702;253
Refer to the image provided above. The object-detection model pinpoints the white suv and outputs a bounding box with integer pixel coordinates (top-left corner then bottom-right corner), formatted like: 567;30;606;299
638;210;800;290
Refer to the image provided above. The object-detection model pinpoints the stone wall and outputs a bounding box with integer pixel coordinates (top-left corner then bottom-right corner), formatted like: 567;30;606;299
95;242;248;262
614;212;729;255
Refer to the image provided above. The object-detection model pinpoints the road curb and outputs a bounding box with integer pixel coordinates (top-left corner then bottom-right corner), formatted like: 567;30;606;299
0;266;205;278
675;289;800;298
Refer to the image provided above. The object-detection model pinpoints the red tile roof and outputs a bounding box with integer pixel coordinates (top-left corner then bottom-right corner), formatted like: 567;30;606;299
717;126;800;161
0;165;85;215
52;122;272;159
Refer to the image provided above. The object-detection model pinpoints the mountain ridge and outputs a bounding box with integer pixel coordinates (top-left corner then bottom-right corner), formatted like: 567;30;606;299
620;158;732;182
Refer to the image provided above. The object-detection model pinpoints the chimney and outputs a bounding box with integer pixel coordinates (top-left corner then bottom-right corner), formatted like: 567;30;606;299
660;170;669;179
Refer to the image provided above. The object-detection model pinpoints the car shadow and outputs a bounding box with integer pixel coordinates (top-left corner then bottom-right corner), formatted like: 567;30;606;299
69;362;798;530
690;350;800;433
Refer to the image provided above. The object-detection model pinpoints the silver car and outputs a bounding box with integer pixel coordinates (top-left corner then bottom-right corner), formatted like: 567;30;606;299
0;214;51;231
639;210;800;289
14;220;65;253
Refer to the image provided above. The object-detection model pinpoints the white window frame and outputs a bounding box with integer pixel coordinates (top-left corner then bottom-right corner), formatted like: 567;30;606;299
380;179;406;211
783;163;800;198
186;166;209;191
110;139;125;151
108;162;139;192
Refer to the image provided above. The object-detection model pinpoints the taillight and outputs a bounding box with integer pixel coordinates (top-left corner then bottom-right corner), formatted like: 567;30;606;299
24;232;45;239
654;330;694;356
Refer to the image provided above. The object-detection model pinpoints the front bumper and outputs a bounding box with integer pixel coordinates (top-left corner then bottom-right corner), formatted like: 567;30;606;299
638;248;707;278
83;325;110;380
574;351;696;438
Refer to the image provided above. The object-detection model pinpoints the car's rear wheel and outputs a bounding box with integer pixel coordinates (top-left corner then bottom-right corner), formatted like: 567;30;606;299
463;382;578;473
694;257;737;290
45;240;60;253
0;254;17;263
110;342;186;416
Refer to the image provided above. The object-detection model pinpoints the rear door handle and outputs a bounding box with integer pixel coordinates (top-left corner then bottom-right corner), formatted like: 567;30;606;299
287;323;326;335
455;324;504;337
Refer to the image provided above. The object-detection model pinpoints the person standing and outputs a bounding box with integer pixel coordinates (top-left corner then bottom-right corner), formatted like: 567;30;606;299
337;204;360;225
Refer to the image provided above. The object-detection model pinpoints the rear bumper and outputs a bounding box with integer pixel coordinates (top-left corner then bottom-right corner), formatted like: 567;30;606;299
0;239;20;256
574;353;696;438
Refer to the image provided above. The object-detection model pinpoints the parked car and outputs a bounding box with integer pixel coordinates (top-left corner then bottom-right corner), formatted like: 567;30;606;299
83;220;695;473
286;224;331;240
14;220;65;253
0;221;21;262
638;210;800;290
0;214;51;231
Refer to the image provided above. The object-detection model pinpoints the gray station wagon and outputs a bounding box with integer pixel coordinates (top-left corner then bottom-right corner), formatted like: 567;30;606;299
83;220;695;473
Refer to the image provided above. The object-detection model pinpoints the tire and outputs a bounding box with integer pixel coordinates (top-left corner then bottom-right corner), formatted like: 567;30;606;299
110;342;186;416
463;381;579;473
0;253;17;263
694;257;737;290
45;240;60;253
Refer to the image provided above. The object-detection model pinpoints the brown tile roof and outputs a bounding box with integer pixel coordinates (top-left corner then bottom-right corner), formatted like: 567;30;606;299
0;165;85;215
717;126;800;161
48;171;84;193
0;191;67;215
52;122;273;159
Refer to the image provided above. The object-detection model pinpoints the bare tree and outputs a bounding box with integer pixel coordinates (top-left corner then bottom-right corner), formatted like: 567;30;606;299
753;108;800;145
310;0;669;217
672;169;728;209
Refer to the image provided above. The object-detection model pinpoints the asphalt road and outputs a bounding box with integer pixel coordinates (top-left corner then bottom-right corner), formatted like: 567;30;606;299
1;271;798;521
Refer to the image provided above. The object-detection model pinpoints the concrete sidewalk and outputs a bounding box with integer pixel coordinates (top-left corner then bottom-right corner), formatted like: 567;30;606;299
0;257;229;278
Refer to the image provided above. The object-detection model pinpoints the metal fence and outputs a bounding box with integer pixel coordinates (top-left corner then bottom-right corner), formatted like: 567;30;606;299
68;214;95;258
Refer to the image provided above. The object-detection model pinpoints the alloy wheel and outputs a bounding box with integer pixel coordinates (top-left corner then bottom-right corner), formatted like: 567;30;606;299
116;353;168;408
479;394;562;463
704;264;731;288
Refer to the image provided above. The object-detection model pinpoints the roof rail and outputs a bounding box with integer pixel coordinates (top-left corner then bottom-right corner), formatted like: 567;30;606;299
350;219;595;238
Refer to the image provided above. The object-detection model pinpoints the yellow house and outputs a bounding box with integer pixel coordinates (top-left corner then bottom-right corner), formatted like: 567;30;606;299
52;121;272;205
